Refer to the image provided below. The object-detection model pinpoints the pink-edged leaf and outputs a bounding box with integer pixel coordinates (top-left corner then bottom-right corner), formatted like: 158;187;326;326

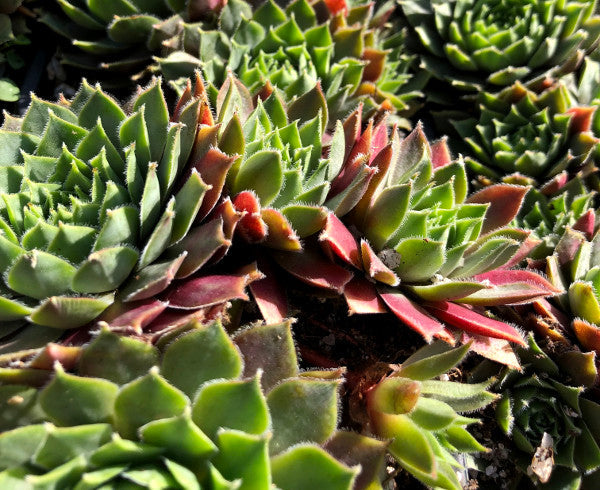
378;289;447;342
567;106;596;134
540;171;568;195
165;271;256;309
145;309;209;335
343;103;362;161
233;190;268;243
573;209;595;239
431;136;452;168
361;240;399;286
406;281;491;302
532;298;571;330
325;163;376;217
249;258;288;323
261;208;302;251
426;301;525;345
121;253;187;301
329;120;373;197
273;248;353;293
466;184;529;234
459;332;521;369
172;78;194;123
500;233;542;269
319;213;362;269
172;218;231;278
369;117;389;165
456;269;562;305
555;227;587;266
211;197;243;240
344;277;387;314
190;124;221;166
28;344;81;370
572;319;600;355
192;147;236;221
208;198;243;263
100;299;168;332
217;74;253;123
350;143;394;226
473;269;563;292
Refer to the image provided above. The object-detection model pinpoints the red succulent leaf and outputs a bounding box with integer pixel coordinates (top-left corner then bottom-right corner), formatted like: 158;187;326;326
209;198;243;263
145;309;210;336
459;332;520;369
254;80;275;103
459;269;563;305
532;298;571;330
173;218;231;278
324;0;347;16
234;190;268;243
350;143;394;226
431;136;452;169
362;48;387;83
249;258;288;323
343;103;362;160
100;299;168;332
261;208;302;251
273;248;353;293
172;78;193;123
556;227;587;266
123;252;187;301
361;240;399;286
573;319;600;355
500;233;542;269
567;106;596;134
28;344;81;370
540;171;568;195
330;121;374;197
344;277;387;314
319;213;362;269
165;267;260;309
378;290;449;342
192;147;236;221
370;117;389;165
426;301;525;345
466;184;529;234
573;209;596;239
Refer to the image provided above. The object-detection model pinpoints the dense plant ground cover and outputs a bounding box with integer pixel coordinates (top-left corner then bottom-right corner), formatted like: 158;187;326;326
2;0;600;488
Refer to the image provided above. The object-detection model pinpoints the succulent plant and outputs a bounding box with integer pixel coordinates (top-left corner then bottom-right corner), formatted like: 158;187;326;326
495;333;600;489
365;340;497;490
0;0;32;102
37;0;223;88
157;0;424;126
513;183;596;260
399;0;600;104
0;75;247;352
0;318;384;489
257;118;560;363
452;81;599;187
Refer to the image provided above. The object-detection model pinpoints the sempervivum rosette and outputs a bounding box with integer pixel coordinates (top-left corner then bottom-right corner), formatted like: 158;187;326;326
452;81;599;187
249;118;560;366
366;341;497;490
399;0;600;103
495;334;600;489
0;76;240;350
157;0;424;126
37;0;224;88
0;319;384;489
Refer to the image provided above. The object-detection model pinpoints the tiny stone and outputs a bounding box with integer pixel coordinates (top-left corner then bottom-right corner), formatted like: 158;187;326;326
485;465;496;476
